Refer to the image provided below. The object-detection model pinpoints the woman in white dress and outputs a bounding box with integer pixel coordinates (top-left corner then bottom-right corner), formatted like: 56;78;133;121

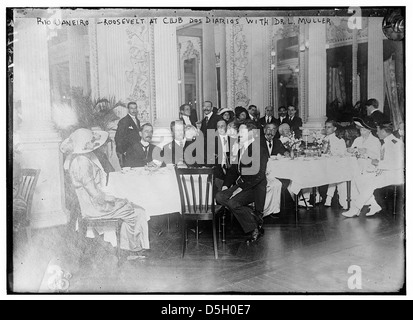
346;117;382;201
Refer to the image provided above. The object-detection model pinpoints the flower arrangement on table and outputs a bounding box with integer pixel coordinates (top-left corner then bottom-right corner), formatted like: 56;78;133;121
311;130;331;155
312;130;324;148
280;132;302;158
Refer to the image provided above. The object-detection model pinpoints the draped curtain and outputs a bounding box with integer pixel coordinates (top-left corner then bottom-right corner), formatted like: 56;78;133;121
383;57;403;129
328;66;347;107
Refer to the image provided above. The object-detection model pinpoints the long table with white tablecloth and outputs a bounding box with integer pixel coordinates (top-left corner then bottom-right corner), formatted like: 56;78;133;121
266;155;359;194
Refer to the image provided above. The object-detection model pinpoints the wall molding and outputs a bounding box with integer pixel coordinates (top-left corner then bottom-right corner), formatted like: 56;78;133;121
88;18;100;98
232;24;250;108
125;24;152;123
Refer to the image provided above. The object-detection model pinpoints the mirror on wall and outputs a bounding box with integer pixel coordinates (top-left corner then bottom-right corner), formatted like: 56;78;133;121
177;23;203;123
277;35;299;110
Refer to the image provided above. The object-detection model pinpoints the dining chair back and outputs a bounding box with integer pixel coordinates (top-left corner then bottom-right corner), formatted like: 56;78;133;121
175;167;218;259
16;169;41;243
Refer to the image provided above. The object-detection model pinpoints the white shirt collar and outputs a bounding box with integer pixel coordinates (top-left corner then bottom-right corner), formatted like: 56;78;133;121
219;134;228;140
128;113;137;120
141;140;149;147
205;112;212;120
371;109;380;114
182;115;191;124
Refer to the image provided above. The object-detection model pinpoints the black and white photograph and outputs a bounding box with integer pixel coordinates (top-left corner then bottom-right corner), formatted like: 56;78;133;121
5;2;408;297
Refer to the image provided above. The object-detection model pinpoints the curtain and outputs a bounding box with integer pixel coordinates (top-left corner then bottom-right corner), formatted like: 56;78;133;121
328;66;347;106
384;57;403;130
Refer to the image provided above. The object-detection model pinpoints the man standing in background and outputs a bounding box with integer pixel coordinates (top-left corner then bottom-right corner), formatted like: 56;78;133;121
115;102;141;167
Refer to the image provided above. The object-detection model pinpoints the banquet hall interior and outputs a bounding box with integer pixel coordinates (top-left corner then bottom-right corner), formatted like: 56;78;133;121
8;7;406;293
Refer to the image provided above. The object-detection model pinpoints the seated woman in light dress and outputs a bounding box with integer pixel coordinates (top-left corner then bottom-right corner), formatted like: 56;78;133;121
60;128;150;256
346;117;382;201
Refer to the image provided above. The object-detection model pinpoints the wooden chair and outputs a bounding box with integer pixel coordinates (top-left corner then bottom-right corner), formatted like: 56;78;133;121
77;213;123;265
175;167;218;259
15;169;41;243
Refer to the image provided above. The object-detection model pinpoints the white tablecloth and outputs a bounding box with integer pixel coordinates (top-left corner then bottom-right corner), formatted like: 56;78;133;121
266;155;359;194
104;167;181;216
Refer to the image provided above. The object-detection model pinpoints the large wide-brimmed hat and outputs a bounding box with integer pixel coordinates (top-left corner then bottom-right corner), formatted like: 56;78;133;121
217;107;234;116
353;117;376;131
60;128;109;154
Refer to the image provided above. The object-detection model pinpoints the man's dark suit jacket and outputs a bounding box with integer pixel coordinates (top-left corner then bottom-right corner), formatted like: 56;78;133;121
200;113;220;165
190;108;198;125
161;140;194;166
278;116;288;125
259;116;279;128
123;141;160;168
223;140;268;213
200;113;220;137
368;110;389;127
180;115;197;127
286;116;303;138
114;114;141;155
210;135;233;182
262;137;288;158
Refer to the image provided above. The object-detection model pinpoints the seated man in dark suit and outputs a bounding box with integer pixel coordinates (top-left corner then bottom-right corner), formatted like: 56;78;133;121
161;120;195;166
216;120;268;243
123;123;162;168
262;123;289;158
114;101;141;167
259;106;279;128
211;119;233;192
286;105;303;138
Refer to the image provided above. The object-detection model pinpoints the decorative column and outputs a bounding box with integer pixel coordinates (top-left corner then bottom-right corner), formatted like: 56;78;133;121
304;22;327;129
218;24;228;110
14;18;69;229
88;18;100;99
270;31;280;116
299;24;308;122
152;22;179;145
367;17;384;111
352;28;359;105
68;26;88;93
250;23;271;114
202;23;218;108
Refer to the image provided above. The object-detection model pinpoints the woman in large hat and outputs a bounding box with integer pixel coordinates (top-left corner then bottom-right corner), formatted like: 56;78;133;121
60;128;149;254
348;117;382;162
341;117;382;213
217;107;235;124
